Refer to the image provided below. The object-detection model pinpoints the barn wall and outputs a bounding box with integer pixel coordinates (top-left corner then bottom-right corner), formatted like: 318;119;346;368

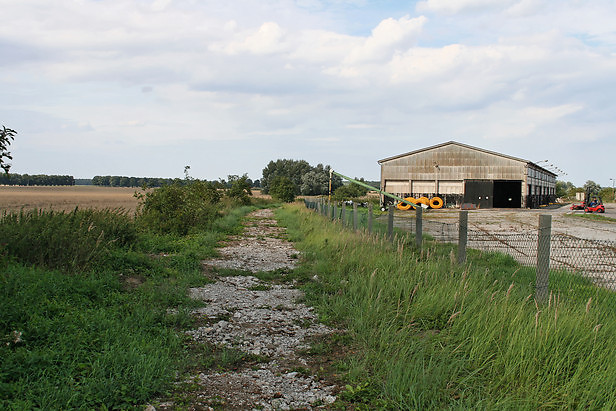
380;144;526;183
379;143;557;208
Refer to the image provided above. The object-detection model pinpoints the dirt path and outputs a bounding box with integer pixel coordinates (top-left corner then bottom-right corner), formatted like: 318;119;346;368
156;209;339;410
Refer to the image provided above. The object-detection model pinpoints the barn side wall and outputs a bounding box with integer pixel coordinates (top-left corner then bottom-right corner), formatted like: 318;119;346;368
379;144;555;208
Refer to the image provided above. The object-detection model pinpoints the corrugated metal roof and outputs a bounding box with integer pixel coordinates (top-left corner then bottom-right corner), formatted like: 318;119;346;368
377;141;556;176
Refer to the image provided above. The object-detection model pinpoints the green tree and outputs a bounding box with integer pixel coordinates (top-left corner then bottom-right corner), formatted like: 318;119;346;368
556;180;575;198
599;187;615;203
136;180;221;235
300;164;343;195
261;159;312;194
269;176;296;202
583;180;601;194
332;179;369;202
0;126;17;174
226;174;253;205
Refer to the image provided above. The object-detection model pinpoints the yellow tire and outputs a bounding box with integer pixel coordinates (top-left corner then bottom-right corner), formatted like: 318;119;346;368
397;197;414;210
417;196;430;206
429;196;444;209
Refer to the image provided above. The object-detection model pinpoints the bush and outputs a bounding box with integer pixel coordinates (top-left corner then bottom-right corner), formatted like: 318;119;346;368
226;175;252;205
136;181;221;235
0;208;136;272
332;182;369;202
269;176;296;203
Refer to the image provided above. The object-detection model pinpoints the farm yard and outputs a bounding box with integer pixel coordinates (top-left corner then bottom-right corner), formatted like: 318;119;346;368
2;184;616;409
411;204;616;242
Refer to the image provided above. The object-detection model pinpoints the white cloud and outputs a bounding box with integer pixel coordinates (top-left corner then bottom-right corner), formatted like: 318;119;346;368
1;0;615;184
417;0;517;15
212;22;289;55
344;15;426;63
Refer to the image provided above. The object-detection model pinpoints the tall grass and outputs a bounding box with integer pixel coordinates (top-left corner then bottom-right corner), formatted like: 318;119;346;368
0;208;136;271
0;201;260;409
278;204;616;409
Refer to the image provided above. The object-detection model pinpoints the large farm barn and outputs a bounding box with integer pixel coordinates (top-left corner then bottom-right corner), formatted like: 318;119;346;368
378;141;557;209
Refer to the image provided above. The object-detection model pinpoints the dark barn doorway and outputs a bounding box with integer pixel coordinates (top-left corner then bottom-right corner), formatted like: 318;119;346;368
493;180;522;208
464;180;493;208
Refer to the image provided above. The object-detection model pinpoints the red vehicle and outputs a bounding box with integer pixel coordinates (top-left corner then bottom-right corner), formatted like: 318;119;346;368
584;195;605;213
570;189;605;213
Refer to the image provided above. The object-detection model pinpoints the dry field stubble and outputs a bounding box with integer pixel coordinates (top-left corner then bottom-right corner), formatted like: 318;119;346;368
0;186;141;213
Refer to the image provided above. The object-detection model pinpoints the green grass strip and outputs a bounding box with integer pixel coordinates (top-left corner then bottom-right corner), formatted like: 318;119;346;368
0;204;259;409
277;203;616;409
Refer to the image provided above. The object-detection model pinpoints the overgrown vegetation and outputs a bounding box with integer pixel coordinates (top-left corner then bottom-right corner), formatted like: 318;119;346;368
0;182;266;409
277;204;616;409
269;176;297;203
0;208;136;271
331;179;370;202
136;180;222;235
0;125;16;174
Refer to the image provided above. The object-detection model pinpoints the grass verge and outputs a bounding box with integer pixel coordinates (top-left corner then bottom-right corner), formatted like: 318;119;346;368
0;204;259;409
566;212;616;223
277;203;616;409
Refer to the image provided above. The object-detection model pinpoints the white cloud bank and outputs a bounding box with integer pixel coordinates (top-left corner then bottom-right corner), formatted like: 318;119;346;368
0;0;615;185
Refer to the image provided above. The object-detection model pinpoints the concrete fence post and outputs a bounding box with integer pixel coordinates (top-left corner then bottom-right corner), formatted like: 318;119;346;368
353;203;358;230
458;211;468;264
416;205;423;249
333;205;338;221
388;205;394;242
341;203;346;227
536;214;552;302
368;203;373;234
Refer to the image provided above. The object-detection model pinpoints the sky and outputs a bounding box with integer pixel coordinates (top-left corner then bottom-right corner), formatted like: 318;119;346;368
1;0;615;186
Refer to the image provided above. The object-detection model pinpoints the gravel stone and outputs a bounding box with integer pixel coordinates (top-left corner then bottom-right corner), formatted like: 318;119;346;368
159;209;340;410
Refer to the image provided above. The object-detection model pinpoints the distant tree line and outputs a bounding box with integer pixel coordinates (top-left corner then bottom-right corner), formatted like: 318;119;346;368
91;174;261;189
0;173;75;186
92;175;181;187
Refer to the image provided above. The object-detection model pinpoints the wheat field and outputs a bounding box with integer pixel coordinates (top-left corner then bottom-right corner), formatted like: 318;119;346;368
0;186;141;213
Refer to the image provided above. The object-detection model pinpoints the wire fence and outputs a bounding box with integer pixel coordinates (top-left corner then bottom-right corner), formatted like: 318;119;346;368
304;199;616;309
390;212;616;290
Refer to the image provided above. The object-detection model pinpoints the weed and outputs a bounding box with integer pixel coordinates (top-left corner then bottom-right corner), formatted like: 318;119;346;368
248;284;271;291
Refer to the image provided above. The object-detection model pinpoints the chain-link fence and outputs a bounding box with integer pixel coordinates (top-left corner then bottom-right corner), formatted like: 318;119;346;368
304;199;616;308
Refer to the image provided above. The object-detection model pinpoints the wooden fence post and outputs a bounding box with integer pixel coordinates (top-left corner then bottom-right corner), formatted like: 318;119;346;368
353;203;358;230
416;205;423;249
458;211;468;264
536;214;552;302
388;205;394;242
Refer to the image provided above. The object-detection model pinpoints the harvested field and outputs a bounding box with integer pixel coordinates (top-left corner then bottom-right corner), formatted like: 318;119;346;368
0;186;141;213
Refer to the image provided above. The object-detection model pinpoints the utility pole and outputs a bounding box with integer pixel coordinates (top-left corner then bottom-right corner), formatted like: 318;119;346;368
610;178;615;202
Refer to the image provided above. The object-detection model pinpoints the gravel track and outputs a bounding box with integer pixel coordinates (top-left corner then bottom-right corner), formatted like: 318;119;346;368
155;209;339;410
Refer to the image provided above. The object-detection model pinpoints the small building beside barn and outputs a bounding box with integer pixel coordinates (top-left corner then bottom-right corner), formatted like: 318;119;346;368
378;141;556;209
